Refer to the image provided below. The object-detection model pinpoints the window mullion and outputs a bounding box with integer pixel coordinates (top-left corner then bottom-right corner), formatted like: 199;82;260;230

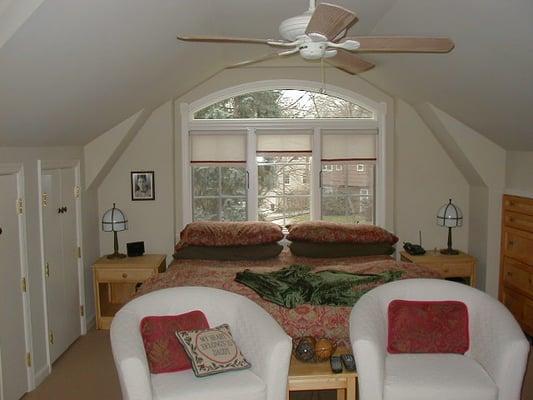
247;128;258;220
311;127;321;220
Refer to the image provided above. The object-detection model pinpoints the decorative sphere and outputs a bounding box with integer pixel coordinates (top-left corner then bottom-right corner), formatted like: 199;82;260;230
294;336;316;362
314;338;335;361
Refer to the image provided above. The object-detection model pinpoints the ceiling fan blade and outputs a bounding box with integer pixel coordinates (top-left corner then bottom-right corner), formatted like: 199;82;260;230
325;52;374;75
306;3;358;41
346;36;455;53
177;35;273;45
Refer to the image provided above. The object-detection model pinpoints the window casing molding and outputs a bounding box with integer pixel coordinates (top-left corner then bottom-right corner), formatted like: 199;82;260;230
180;80;387;228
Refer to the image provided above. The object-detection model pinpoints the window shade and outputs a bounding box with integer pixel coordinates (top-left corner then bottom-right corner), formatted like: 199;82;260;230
321;130;377;161
190;131;246;163
256;130;312;153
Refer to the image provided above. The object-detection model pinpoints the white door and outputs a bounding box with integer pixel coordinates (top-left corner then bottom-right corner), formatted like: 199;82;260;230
41;168;80;363
0;173;28;400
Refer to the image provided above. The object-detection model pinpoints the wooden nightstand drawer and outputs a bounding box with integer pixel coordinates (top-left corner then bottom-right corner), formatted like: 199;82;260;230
95;268;154;282
502;289;524;320
439;262;472;277
503;257;532;294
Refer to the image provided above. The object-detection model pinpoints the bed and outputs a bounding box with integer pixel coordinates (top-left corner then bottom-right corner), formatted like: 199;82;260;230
137;248;440;347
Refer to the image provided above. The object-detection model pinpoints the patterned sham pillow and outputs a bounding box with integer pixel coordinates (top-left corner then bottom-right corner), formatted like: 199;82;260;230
175;324;251;377
176;221;284;249
286;221;399;245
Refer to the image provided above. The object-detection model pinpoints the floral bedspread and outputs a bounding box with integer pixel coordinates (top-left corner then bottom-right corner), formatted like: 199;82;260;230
137;250;440;348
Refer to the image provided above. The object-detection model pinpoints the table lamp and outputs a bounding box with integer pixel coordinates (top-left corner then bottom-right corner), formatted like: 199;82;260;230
436;199;463;255
102;203;128;259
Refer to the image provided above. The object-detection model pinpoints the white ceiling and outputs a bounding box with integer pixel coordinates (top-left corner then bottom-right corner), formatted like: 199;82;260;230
0;0;531;149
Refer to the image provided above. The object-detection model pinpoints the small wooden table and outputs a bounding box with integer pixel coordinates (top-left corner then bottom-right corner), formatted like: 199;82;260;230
287;347;357;400
400;250;477;287
93;254;166;329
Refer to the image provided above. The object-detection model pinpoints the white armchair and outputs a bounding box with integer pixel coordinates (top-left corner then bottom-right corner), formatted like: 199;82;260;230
110;287;292;400
350;279;530;400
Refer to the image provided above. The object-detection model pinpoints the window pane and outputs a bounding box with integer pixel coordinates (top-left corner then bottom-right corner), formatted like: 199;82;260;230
192;166;219;196
221;167;246;196
193;198;219;221
222;198;247;221
192;166;248;222
194;89;374;119
321;162;375;224
258;155;311;226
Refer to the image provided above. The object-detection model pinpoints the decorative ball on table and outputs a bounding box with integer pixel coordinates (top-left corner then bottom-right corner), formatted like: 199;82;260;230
314;338;336;361
294;336;316;362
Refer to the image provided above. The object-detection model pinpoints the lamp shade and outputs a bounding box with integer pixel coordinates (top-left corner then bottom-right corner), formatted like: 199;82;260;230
436;199;463;228
102;203;128;232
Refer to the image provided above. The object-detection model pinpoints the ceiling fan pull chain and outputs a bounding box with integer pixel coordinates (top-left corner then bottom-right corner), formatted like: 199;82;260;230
320;57;326;94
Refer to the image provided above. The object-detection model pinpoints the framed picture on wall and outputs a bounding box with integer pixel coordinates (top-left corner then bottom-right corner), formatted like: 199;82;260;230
131;171;155;201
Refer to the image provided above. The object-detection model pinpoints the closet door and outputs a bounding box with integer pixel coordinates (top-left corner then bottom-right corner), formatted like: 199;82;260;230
42;169;65;363
42;168;80;363
59;168;80;349
0;173;28;400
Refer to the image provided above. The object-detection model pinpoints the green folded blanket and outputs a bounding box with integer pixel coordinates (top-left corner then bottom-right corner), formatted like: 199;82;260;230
235;265;403;308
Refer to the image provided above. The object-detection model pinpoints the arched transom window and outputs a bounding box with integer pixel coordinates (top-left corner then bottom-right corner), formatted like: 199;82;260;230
194;89;374;120
182;84;384;228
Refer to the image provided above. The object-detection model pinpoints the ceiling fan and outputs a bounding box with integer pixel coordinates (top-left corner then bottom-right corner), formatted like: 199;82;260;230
177;0;454;74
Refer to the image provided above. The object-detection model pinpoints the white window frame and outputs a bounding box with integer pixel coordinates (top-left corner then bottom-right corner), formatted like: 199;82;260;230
180;80;387;228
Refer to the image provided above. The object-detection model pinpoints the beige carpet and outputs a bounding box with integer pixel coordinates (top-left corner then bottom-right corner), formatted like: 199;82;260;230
22;329;533;400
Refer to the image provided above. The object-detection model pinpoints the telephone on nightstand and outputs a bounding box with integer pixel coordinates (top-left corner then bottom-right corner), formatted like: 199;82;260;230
403;242;426;256
403;230;426;255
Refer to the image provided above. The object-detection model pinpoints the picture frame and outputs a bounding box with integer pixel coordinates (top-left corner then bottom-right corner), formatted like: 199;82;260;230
131;171;155;201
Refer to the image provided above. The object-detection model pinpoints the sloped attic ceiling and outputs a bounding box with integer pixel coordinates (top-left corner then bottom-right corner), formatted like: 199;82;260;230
0;0;531;149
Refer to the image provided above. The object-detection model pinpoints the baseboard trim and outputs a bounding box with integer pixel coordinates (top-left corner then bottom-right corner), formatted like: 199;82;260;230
34;365;50;388
86;313;96;331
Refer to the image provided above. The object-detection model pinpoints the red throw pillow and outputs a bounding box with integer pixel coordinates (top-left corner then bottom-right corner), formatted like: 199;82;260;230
387;300;469;354
140;311;209;374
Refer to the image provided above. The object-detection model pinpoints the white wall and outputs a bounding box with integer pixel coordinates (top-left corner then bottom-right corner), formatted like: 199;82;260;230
394;99;469;251
0;146;99;385
506;151;533;195
97;101;175;263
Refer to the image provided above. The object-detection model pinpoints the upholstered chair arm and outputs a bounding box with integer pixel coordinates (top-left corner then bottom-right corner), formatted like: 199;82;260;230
350;294;386;400
469;298;530;400
111;310;153;400
231;300;293;400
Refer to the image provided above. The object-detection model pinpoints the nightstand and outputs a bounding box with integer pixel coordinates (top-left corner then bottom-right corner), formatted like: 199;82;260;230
93;254;166;329
400;250;477;287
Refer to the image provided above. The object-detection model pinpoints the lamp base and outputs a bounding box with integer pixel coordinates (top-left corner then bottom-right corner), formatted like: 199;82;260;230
440;248;459;255
107;252;127;259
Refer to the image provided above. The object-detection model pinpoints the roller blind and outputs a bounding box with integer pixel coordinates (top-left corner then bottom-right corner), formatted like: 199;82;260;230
256;130;312;153
190;130;246;163
321;129;377;161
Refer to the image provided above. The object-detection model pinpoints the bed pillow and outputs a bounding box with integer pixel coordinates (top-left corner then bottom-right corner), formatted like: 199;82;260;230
387;300;469;354
286;221;398;245
140;311;209;374
177;221;283;249
176;323;251;377
289;241;395;258
174;242;283;261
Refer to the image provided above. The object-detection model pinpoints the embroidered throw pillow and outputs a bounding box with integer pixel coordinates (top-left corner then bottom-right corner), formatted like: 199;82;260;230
387;300;469;354
176;323;251;377
140;311;209;374
286;222;399;245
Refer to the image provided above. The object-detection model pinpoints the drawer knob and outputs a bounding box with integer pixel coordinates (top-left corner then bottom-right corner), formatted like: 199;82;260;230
122;273;128;279
508;241;514;246
507;272;513;277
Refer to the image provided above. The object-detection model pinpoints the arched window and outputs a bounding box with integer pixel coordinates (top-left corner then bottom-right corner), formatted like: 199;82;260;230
182;82;384;227
194;89;374;120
